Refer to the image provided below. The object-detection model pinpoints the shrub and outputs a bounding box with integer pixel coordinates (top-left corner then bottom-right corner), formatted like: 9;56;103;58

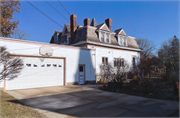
161;73;173;83
140;79;153;94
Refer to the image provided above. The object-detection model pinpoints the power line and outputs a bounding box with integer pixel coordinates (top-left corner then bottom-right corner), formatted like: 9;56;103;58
57;0;71;16
25;0;88;46
25;0;63;29
45;0;69;22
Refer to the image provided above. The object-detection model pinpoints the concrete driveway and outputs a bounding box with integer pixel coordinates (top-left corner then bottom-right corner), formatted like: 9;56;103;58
6;85;179;117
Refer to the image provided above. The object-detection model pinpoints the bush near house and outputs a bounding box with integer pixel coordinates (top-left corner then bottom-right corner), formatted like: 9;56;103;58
99;59;178;101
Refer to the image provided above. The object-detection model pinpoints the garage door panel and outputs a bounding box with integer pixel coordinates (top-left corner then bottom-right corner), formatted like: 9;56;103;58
6;57;64;90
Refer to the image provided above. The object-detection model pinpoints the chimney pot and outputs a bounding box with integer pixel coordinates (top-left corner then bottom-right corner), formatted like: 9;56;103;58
105;18;112;32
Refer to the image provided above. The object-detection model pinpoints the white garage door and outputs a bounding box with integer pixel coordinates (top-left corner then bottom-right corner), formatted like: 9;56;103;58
6;56;64;90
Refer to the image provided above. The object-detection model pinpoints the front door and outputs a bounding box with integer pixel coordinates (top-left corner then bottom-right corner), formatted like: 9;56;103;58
79;65;85;84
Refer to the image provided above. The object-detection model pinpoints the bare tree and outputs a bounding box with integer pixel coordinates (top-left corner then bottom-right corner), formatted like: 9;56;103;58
136;38;156;59
159;35;179;81
99;58;130;84
99;62;114;83
0;46;23;81
11;28;29;40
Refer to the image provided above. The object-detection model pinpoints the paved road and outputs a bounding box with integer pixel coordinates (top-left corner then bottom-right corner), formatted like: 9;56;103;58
6;85;179;117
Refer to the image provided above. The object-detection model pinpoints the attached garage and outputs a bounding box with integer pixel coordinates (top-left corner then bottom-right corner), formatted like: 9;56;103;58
0;37;96;91
6;56;65;90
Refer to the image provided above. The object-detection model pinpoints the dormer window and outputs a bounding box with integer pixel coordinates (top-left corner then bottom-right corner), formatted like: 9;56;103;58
101;32;104;42
119;37;122;45
106;34;109;43
54;35;58;42
123;38;126;46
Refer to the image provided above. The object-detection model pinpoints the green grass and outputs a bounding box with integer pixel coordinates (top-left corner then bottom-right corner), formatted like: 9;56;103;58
1;90;46;118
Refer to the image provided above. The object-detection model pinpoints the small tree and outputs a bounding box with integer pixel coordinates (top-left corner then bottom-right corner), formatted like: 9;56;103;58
136;38;156;59
0;0;22;37
138;56;163;77
99;58;130;89
11;28;29;40
159;35;179;82
99;62;114;83
0;46;23;82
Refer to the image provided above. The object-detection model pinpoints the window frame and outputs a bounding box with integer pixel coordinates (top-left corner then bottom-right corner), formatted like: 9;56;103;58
123;38;126;46
114;58;124;67
99;31;111;44
118;35;128;46
106;33;109;43
119;37;122;45
102;57;108;65
101;32;104;42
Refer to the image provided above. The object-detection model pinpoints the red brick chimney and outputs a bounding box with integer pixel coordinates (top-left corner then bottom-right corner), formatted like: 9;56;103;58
105;18;112;32
84;18;90;26
70;14;77;43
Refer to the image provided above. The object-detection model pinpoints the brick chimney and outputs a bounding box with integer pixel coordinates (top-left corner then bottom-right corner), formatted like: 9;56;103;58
105;18;112;32
70;14;77;43
84;18;90;26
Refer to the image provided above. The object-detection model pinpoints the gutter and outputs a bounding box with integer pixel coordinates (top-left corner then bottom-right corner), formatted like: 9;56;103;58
72;41;141;52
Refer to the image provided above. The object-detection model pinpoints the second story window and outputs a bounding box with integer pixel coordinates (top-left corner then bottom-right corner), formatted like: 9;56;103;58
101;32;104;42
106;34;109;43
54;35;58;42
123;38;126;46
119;37;122;45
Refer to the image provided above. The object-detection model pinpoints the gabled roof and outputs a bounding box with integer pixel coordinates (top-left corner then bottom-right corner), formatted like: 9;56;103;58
96;23;104;29
96;23;110;31
62;24;71;34
115;28;127;36
53;30;61;35
90;17;98;27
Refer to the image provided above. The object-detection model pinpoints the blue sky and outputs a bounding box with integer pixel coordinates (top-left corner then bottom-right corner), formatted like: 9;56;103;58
14;1;179;52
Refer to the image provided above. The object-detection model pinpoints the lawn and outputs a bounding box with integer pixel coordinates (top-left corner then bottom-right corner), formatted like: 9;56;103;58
0;89;46;118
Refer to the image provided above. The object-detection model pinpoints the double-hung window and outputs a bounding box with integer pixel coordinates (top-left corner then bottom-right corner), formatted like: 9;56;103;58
119;37;122;45
101;32;104;42
123;38;126;46
121;58;124;67
114;58;124;67
106;34;109;43
102;57;108;65
114;58;119;67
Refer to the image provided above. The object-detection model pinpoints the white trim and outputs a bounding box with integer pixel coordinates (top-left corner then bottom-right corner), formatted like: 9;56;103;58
119;29;127;36
99;31;111;44
72;41;141;51
0;37;95;51
99;23;110;32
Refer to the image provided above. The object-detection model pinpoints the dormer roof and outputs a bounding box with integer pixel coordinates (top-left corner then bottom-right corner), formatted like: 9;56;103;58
96;23;110;32
62;24;70;34
115;28;127;36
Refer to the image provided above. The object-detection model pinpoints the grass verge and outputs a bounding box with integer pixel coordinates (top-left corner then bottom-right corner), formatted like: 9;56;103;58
1;90;46;118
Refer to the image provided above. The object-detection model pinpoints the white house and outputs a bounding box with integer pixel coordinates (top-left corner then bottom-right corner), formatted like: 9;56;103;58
0;14;141;91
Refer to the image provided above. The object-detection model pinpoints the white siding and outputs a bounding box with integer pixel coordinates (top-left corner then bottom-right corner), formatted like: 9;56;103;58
0;38;96;89
87;45;140;74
